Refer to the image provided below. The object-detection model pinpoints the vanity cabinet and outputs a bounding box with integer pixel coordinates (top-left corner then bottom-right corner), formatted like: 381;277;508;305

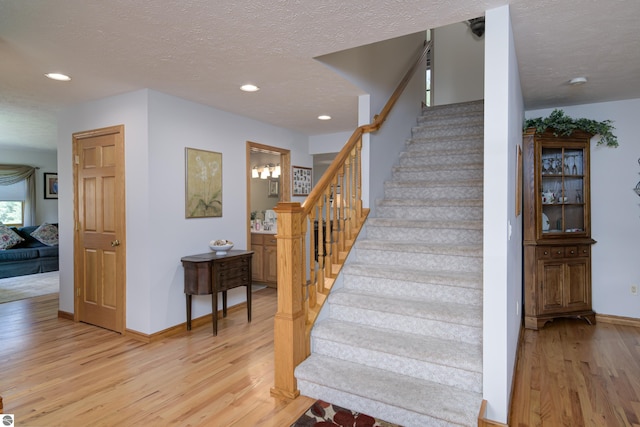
523;128;596;329
251;233;278;287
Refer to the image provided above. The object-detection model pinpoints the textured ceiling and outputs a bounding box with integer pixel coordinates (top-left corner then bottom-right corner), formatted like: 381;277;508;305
0;0;639;151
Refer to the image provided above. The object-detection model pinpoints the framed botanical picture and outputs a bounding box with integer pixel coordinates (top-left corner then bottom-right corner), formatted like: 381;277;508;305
44;173;58;199
185;148;222;218
292;165;312;196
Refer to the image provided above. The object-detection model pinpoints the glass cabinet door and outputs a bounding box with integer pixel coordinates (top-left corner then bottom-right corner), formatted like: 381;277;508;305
540;146;585;235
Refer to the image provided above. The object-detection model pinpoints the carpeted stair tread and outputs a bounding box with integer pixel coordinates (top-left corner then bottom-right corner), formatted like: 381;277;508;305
367;218;482;230
377;198;483;207
328;288;482;329
313;319;483;376
400;147;483;158
343;264;482;290
356;239;482;256
296;354;481;427
393;162;483;172
385;179;483;188
341;265;482;306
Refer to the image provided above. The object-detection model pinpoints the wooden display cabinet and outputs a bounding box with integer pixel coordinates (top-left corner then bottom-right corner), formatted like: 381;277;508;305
523;128;596;329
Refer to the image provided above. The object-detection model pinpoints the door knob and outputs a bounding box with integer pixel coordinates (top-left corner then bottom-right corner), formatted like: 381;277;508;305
111;239;120;247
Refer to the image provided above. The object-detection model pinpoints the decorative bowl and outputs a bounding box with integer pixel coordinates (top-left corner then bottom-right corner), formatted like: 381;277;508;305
209;239;234;255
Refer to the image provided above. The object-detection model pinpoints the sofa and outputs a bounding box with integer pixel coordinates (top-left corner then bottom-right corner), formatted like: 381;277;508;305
0;224;59;279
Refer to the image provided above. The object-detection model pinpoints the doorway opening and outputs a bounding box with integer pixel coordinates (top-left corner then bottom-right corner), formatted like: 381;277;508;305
246;141;290;250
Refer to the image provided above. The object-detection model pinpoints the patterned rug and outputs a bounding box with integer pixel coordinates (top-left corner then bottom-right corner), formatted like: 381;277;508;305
291;400;402;427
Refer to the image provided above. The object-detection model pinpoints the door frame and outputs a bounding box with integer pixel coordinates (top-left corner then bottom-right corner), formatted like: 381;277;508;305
246;141;290;250
72;125;127;333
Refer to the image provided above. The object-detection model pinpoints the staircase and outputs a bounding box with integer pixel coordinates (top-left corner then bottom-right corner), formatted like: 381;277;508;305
295;100;484;427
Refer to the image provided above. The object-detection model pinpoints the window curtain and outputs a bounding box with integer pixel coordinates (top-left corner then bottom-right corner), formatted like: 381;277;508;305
0;165;37;226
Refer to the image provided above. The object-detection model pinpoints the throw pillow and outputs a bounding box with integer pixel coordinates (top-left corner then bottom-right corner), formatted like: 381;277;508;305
0;223;25;250
31;223;59;246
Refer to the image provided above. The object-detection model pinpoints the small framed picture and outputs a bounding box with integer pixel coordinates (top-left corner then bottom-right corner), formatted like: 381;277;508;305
292;166;312;196
268;178;279;198
44;173;58;199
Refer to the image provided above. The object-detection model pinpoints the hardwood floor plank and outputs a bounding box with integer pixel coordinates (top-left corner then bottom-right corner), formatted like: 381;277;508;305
1;289;314;426
510;318;640;427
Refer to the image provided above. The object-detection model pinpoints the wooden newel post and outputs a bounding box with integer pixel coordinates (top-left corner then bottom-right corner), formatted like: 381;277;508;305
270;202;306;400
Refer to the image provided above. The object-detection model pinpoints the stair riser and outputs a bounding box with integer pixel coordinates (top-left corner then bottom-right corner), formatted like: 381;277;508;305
384;185;482;200
406;139;483;152
356;248;482;273
366;226;482;245
417;112;484;126
312;339;482;393
398;153;483;166
392;168;483;181
342;274;482;305
296;380;462;427
421;102;484;117
412;124;483;139
375;205;482;221
329;304;482;344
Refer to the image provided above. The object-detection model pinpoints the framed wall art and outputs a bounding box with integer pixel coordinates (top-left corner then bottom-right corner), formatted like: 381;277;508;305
292;165;312;196
268;178;279;198
185;148;222;218
44;172;58;199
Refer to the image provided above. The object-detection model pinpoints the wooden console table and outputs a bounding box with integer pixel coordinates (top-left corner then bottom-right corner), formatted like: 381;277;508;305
181;250;253;336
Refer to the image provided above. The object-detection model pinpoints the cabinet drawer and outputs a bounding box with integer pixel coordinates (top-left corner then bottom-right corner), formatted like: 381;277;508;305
577;245;590;257
537;247;553;259
217;275;251;291
216;257;249;272
251;233;264;245
264;236;277;246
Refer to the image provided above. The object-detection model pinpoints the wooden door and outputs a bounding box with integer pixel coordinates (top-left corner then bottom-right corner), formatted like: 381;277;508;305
73;125;126;333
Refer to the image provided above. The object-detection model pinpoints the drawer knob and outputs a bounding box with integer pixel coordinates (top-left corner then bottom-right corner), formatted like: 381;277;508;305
556;250;562;255
570;250;575;254
544;251;549;255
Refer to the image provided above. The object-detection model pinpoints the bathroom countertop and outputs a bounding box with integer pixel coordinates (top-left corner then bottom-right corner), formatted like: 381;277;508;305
250;229;277;235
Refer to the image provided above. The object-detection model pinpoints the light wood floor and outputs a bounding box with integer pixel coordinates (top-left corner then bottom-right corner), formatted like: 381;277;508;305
509;318;640;427
4;293;640;427
0;289;314;427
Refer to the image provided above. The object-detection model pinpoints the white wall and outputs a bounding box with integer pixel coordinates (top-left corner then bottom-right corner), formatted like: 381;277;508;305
0;147;58;224
58;89;311;334
58;89;151;326
483;5;524;423
433;22;485;106
526;98;640;320
317;32;427;215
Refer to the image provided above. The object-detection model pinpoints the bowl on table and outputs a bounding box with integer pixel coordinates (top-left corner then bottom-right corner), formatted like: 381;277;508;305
209;239;234;255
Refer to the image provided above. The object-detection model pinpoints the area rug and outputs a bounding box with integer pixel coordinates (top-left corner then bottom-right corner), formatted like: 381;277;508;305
0;271;59;304
291;400;402;427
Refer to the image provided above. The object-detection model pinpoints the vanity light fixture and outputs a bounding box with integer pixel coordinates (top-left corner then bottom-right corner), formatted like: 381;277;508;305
272;164;281;178
45;72;71;81
318;115;331;120
240;84;260;92
569;77;587;86
252;167;259;178
260;168;270;179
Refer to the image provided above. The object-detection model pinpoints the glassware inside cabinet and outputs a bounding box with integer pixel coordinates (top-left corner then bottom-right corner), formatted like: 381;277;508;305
541;148;563;175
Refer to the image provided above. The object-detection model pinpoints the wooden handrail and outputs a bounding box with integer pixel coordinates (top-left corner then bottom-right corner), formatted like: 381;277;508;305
270;39;432;400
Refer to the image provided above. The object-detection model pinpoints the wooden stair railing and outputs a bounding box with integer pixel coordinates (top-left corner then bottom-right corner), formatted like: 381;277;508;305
270;40;433;400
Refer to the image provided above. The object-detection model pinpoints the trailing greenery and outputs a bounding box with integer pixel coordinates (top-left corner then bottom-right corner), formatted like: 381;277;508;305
524;109;618;147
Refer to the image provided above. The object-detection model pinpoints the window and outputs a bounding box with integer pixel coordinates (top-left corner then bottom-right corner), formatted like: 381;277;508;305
0;180;26;226
0;201;24;226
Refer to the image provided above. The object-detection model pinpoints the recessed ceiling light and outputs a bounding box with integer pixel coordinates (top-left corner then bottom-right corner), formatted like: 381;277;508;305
240;84;259;92
45;72;71;81
318;115;331;120
569;77;587;85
